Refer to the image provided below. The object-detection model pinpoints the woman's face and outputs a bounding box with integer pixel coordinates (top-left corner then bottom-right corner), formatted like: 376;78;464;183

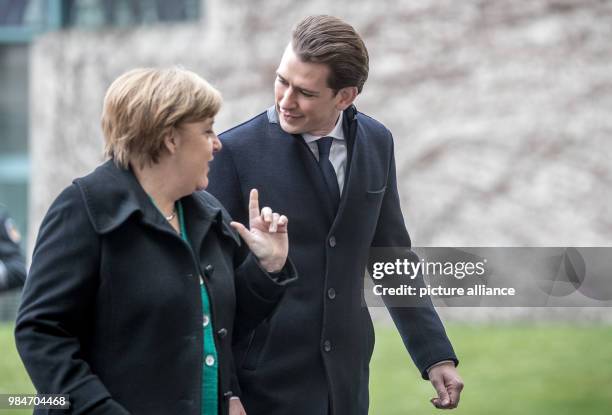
173;118;221;192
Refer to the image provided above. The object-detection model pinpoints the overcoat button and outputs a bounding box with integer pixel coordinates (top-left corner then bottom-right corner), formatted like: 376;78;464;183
217;328;228;338
323;340;332;352
329;236;336;247
204;264;215;276
327;288;336;299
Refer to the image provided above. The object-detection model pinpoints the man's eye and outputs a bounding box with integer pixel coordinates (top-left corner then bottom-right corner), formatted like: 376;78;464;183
277;77;288;85
301;91;314;97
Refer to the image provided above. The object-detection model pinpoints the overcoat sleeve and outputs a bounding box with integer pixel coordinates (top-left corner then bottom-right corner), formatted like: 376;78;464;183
208;143;297;338
228;243;298;400
14;184;130;414
232;252;297;337
370;131;459;380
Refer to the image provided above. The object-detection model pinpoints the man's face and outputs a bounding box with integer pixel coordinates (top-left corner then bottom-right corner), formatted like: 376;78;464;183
274;44;344;136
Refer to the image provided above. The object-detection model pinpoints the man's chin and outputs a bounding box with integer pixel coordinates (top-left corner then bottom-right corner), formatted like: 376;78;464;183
279;118;303;135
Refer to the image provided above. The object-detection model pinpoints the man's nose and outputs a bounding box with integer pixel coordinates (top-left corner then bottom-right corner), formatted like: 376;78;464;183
279;87;296;109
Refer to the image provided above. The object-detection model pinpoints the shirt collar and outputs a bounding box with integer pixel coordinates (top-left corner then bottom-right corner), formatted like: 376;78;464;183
302;111;345;144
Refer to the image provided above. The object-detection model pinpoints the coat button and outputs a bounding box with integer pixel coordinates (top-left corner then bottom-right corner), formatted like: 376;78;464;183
217;328;228;339
329;236;336;247
223;390;233;399
327;288;336;299
203;314;210;327
323;340;332;352
205;355;215;366
204;264;215;276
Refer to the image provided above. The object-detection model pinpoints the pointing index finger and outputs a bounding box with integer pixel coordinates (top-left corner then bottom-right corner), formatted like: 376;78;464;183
249;189;260;221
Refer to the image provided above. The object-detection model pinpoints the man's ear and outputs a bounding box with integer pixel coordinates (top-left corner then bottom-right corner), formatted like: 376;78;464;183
163;128;178;154
335;86;358;111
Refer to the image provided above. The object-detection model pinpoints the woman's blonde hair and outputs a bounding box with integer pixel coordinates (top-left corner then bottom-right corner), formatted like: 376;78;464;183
102;67;222;168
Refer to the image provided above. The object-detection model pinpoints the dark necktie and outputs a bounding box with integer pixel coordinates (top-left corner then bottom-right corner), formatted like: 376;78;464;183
316;137;341;212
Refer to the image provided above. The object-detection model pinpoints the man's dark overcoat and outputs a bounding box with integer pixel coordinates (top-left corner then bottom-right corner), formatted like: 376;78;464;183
207;106;458;415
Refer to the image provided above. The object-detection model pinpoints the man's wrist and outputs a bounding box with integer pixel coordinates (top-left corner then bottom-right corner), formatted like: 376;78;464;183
426;359;455;374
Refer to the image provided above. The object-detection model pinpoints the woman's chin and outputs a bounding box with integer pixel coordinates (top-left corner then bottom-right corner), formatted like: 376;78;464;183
195;179;208;192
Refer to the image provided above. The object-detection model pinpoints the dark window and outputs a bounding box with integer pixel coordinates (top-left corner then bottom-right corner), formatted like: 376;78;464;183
63;0;201;28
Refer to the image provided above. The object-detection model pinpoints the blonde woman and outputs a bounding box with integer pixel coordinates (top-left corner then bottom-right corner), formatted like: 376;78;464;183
16;68;296;415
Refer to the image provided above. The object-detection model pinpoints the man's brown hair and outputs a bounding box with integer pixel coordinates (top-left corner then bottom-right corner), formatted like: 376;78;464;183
292;15;369;94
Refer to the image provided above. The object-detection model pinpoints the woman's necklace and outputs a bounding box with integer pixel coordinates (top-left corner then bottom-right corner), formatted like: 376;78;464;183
164;208;177;221
146;194;177;222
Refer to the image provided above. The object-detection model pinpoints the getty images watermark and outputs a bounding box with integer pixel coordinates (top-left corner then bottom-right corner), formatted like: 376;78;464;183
364;247;612;307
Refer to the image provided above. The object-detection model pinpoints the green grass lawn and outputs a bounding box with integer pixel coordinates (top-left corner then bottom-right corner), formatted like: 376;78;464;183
1;323;611;414
370;323;612;415
0;324;34;415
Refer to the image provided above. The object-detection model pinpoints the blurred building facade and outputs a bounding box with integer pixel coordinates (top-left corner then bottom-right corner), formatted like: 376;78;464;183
2;0;611;321
0;0;200;319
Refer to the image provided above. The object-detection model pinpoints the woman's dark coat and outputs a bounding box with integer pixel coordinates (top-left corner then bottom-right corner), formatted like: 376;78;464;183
15;160;296;415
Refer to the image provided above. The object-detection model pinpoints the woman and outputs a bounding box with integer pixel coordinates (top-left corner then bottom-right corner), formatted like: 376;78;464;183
15;68;296;415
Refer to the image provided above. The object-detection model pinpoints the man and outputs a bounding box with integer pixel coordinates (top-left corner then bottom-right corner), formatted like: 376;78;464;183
0;206;26;292
208;15;463;414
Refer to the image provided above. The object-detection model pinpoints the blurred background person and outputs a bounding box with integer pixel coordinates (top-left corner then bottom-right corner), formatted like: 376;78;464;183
0;205;26;292
15;67;296;415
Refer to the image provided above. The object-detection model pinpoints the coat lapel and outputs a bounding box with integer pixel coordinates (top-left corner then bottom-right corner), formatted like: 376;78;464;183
267;107;336;224
75;160;175;236
181;192;241;264
330;106;359;230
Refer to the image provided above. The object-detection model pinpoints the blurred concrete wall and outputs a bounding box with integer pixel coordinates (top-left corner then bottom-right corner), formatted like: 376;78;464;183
28;0;612;320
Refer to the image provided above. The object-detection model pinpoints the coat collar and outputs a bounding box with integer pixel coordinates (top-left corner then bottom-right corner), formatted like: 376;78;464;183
266;105;359;225
74;160;239;245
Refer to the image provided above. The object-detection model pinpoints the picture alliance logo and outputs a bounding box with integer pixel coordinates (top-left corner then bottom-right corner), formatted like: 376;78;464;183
537;247;612;300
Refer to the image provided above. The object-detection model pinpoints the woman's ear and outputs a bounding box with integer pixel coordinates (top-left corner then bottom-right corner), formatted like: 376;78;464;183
163;128;178;154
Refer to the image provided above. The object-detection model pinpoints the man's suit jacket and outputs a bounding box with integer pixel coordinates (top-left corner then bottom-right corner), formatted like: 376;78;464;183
207;105;458;415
